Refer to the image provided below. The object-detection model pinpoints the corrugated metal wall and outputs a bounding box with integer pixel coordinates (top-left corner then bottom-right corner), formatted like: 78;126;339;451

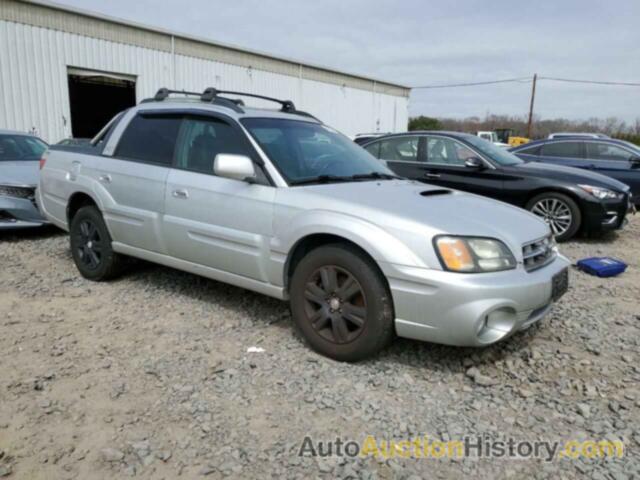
0;19;409;143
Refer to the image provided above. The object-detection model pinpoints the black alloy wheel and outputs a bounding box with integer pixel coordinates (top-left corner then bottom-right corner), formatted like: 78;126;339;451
290;244;395;361
75;219;103;270
303;265;367;344
69;205;125;280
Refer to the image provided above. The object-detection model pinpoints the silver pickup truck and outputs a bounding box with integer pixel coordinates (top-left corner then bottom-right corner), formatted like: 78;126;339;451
37;88;570;361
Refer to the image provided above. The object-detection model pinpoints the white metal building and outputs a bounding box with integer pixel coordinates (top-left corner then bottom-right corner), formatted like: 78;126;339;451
0;0;410;143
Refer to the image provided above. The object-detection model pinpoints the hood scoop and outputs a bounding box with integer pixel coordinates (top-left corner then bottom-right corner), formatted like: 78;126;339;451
419;189;452;197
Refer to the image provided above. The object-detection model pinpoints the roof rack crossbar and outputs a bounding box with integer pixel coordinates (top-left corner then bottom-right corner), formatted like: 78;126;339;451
201;88;296;112
154;88;203;101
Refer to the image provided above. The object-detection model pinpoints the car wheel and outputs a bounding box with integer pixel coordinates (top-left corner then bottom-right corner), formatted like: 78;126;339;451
69;205;125;280
290;243;395;361
526;192;581;242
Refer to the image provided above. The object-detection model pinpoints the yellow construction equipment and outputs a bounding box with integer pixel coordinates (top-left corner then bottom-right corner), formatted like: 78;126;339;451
495;128;530;147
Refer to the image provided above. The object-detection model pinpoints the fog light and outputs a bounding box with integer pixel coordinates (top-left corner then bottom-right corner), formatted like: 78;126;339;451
476;307;517;343
476;315;488;335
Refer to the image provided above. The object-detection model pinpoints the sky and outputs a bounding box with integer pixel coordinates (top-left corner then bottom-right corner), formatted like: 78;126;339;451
55;0;640;123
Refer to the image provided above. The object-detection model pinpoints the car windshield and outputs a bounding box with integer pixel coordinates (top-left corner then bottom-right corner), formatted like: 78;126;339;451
463;135;523;166
241;118;396;184
0;134;47;162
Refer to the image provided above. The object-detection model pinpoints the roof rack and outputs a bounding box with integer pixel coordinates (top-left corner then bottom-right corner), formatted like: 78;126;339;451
142;87;321;121
201;88;296;112
201;88;320;120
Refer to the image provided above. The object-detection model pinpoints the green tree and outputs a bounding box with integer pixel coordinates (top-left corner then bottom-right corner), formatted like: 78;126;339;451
408;116;442;131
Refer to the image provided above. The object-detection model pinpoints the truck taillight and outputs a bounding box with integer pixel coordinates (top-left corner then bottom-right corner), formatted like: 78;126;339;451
39;151;48;170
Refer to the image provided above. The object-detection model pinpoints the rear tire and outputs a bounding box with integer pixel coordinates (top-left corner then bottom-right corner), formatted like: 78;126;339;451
290;244;395;362
526;192;581;242
69;205;125;281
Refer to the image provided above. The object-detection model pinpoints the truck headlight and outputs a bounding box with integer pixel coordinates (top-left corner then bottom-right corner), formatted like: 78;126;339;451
578;185;621;200
434;236;516;273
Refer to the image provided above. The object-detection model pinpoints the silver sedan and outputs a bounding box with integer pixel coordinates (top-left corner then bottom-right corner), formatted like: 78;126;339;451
0;130;49;229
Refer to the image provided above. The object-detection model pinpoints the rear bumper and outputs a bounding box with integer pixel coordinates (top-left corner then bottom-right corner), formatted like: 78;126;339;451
380;255;571;347
0;195;48;230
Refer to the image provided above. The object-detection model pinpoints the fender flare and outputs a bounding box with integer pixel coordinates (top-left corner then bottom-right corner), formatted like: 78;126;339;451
274;210;429;286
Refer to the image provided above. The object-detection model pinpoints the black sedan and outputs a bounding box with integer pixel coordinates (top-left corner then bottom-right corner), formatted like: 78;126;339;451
361;131;633;241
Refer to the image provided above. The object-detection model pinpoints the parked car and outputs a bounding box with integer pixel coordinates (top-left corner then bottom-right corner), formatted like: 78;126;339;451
57;138;91;147
548;132;609;139
361;131;633;241
510;137;640;206
38;87;570;361
353;132;388;145
0;129;49;229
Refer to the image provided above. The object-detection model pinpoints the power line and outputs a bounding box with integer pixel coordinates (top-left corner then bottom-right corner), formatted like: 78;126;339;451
412;75;640;89
539;76;640;87
412;77;531;89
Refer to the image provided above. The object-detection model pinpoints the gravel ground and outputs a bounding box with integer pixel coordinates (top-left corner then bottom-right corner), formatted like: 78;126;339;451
0;218;639;479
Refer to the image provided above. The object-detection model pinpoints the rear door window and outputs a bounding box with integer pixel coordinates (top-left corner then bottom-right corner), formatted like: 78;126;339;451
115;115;182;165
377;136;420;162
540;142;582;158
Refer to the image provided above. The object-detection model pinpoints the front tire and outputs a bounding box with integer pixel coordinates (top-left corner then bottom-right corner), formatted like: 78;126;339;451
526;192;581;242
69;205;125;281
290;244;395;362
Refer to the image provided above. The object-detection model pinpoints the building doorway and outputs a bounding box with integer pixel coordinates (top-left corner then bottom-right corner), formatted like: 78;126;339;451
67;69;136;139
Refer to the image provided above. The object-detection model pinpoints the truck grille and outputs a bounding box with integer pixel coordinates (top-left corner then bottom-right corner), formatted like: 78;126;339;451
522;235;556;272
0;185;35;200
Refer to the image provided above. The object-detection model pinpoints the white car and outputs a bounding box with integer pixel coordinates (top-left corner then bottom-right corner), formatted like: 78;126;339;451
548;132;610;139
476;131;509;148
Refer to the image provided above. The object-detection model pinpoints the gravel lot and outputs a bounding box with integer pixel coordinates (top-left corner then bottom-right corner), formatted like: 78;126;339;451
1;218;639;479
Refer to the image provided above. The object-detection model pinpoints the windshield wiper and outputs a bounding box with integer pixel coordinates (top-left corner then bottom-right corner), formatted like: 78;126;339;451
289;172;404;186
288;174;353;186
350;172;405;181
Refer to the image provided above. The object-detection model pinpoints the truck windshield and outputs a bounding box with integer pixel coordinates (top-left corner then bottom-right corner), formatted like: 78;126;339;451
464;135;523;166
241;118;396;184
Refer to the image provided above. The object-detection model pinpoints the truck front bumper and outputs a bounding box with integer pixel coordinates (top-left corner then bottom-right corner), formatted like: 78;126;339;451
381;255;571;347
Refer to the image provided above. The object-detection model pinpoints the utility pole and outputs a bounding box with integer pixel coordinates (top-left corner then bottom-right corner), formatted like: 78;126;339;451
527;73;537;138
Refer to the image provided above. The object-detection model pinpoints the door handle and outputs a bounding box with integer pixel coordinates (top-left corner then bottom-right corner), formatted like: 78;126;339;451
172;189;189;199
99;174;112;184
424;172;441;179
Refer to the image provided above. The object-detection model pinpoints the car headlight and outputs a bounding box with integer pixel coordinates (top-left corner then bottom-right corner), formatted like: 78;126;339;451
434;236;516;273
578;184;621;200
0;185;35;199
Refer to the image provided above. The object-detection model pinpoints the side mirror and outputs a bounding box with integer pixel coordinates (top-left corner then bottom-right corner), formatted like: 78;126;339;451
464;157;485;170
213;154;257;182
629;155;640;167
